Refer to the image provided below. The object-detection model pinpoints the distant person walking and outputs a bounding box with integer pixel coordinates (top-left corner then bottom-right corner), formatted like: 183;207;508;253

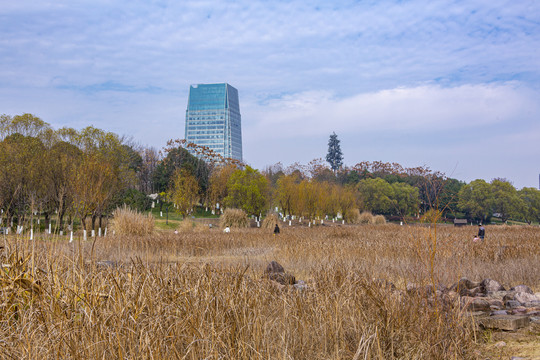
477;224;485;240
274;224;280;235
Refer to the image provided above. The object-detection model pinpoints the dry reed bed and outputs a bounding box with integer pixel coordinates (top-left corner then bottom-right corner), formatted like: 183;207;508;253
1;224;539;359
84;224;539;288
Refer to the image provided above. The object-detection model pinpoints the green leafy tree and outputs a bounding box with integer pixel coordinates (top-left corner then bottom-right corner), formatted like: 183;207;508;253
519;187;540;224
112;188;152;212
153;146;209;194
357;178;394;215
490;179;523;222
225;166;269;216
391;182;420;218
325;132;343;173
437;178;465;216
458;179;493;223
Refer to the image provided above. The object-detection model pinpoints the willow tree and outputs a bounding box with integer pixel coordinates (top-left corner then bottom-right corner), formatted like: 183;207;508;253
225;166;269;216
169;168;200;218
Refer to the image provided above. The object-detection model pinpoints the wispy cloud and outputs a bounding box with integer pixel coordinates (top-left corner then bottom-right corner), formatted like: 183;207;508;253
246;83;539;136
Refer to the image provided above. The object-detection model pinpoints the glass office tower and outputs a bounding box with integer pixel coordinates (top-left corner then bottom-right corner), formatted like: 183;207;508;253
185;83;243;161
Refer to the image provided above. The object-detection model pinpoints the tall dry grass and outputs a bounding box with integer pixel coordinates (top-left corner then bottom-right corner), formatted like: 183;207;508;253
261;212;279;229
219;208;249;228
344;208;361;224
1;224;539;359
359;211;374;224
109;205;154;236
373;214;386;224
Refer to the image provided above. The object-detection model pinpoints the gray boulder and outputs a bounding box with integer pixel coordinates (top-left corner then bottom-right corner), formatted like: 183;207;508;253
503;291;540;304
264;261;295;285
514;292;540;304
265;261;285;274
451;277;480;291
510;285;533;294
481;278;505;292
505;300;521;309
461;296;491;312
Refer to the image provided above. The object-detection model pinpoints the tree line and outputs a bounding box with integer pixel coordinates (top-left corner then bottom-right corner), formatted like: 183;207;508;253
0;114;158;232
2;113;539;232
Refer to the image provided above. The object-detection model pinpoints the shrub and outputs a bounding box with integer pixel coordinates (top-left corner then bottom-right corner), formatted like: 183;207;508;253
421;208;443;224
110;205;154;236
359;211;374;224
344;208;361;224
373;214;387;224
220;208;249;228
262;213;279;229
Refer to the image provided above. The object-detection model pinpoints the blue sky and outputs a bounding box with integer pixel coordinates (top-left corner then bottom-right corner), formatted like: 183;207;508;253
1;0;539;188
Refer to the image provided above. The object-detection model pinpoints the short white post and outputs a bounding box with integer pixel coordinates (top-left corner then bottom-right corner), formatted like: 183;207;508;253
289;220;291;226
48;223;52;234
70;231;73;242
160;211;163;217
342;220;345;224
30;228;33;240
83;230;87;241
98;228;101;237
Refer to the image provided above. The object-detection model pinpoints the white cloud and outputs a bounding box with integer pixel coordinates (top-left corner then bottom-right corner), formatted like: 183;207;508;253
245;83;540;138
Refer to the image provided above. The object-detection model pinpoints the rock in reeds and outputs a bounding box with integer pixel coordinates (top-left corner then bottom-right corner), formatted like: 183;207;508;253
264;261;296;285
514;292;540;304
265;260;285;274
450;277;480;292
268;272;296;285
481;278;505;292
510;285;533;294
461;297;491;312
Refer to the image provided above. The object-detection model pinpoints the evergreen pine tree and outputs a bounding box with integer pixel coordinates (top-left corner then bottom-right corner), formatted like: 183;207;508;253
326;132;343;172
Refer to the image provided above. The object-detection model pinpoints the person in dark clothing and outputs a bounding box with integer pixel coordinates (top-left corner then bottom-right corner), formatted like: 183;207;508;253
274;224;280;235
477;224;485;240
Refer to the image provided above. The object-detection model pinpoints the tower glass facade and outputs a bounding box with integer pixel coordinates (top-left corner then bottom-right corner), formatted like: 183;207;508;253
185;83;243;161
